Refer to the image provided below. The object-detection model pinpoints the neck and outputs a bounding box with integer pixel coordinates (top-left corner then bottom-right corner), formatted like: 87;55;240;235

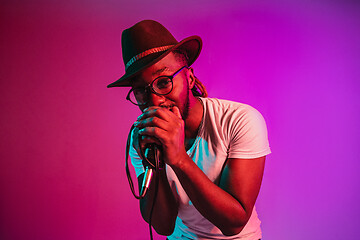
184;96;204;147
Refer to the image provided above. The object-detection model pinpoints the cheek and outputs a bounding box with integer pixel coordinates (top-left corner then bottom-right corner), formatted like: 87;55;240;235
173;78;189;98
174;80;190;114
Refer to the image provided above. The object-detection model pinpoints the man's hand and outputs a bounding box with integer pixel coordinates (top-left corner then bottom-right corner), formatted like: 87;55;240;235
133;106;187;167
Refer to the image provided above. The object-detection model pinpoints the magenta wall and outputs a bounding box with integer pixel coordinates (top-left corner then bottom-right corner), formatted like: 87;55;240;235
1;1;359;239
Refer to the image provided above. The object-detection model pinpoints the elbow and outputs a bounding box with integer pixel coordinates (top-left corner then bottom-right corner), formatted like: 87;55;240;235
140;206;177;236
219;204;255;236
143;213;176;236
218;214;250;236
154;223;175;236
140;212;176;236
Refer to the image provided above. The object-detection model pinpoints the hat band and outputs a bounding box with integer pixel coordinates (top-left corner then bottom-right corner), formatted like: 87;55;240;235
125;45;173;70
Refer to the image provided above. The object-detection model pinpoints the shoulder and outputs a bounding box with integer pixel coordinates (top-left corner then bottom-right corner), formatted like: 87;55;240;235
199;98;271;158
199;97;264;124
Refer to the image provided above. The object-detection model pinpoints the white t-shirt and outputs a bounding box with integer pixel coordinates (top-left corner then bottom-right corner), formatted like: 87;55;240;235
130;97;271;239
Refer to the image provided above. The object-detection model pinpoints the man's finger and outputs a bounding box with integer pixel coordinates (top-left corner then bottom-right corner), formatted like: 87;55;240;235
171;106;182;119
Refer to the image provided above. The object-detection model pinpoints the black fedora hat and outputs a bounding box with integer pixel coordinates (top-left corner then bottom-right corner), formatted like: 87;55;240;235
107;20;202;88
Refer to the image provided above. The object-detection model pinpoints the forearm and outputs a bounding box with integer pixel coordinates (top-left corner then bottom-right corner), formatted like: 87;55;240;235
139;169;178;236
171;153;249;235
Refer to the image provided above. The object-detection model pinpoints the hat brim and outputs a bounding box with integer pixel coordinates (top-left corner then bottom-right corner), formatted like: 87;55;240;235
107;35;202;88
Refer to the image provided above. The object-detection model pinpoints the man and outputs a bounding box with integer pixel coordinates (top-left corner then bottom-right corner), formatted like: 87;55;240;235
107;20;271;239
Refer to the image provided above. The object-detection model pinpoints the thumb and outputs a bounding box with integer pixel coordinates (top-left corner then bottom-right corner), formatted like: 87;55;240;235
171;106;182;119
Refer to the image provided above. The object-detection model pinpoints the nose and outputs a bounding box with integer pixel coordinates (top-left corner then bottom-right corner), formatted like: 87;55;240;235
147;92;166;106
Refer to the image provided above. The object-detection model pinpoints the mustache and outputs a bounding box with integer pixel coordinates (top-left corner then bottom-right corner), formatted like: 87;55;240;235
159;104;176;111
141;105;176;113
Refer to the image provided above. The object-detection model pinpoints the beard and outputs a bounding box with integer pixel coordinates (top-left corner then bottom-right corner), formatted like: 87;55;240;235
181;81;190;121
158;80;190;121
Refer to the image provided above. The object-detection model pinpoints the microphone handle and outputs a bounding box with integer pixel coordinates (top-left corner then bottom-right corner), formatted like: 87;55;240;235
140;144;159;196
144;144;159;167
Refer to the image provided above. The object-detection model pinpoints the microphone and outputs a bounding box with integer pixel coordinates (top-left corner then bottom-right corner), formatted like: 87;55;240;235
140;144;159;196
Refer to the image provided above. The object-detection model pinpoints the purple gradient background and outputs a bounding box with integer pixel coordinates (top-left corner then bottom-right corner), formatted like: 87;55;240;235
1;0;359;239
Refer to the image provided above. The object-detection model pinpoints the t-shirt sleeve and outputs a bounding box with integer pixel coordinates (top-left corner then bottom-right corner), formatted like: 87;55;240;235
129;128;145;177
227;105;271;159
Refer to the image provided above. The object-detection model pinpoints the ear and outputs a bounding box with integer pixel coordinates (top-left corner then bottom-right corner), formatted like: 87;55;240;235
187;67;196;89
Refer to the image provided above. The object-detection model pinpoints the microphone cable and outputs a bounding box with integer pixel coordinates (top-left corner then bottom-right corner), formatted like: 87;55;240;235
125;124;162;240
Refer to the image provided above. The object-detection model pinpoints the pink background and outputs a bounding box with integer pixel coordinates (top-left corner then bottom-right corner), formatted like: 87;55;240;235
1;0;359;239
